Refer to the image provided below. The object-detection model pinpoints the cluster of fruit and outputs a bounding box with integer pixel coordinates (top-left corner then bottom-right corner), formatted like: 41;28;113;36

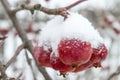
34;39;107;76
33;12;108;76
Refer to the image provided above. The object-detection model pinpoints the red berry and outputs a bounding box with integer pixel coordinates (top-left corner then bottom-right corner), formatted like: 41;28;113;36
50;53;75;72
74;44;108;72
34;46;52;67
91;44;108;65
0;28;9;35
58;39;92;66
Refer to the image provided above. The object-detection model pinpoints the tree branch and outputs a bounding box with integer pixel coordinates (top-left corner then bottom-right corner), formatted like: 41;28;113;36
1;0;52;80
12;0;87;18
108;66;120;80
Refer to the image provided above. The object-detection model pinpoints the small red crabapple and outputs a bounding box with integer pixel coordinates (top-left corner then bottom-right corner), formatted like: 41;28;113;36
74;44;108;72
50;53;75;73
0;28;9;35
34;46;52;67
91;44;108;67
58;39;92;66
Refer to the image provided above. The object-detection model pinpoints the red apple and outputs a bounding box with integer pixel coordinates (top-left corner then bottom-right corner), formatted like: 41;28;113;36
74;44;108;72
58;39;92;66
50;53;75;72
34;45;52;67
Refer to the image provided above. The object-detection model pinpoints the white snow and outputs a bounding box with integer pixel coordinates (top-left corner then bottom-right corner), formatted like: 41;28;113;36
39;12;103;54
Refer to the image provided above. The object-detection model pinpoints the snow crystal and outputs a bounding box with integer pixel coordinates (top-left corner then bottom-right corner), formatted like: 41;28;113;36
39;12;103;54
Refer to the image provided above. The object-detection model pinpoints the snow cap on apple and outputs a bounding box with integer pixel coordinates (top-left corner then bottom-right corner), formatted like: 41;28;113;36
39;12;103;53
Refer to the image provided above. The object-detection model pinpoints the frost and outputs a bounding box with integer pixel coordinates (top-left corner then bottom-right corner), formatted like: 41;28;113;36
39;12;103;54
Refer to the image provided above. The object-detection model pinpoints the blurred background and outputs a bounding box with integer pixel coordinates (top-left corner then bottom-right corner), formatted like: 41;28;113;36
0;0;120;80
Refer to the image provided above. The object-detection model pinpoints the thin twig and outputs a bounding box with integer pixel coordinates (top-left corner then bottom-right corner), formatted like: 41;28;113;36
2;44;24;72
1;43;23;80
108;66;120;80
65;0;87;10
0;61;7;80
25;50;37;80
16;72;23;80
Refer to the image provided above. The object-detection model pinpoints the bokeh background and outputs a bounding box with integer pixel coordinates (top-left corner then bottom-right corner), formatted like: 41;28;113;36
0;0;120;80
